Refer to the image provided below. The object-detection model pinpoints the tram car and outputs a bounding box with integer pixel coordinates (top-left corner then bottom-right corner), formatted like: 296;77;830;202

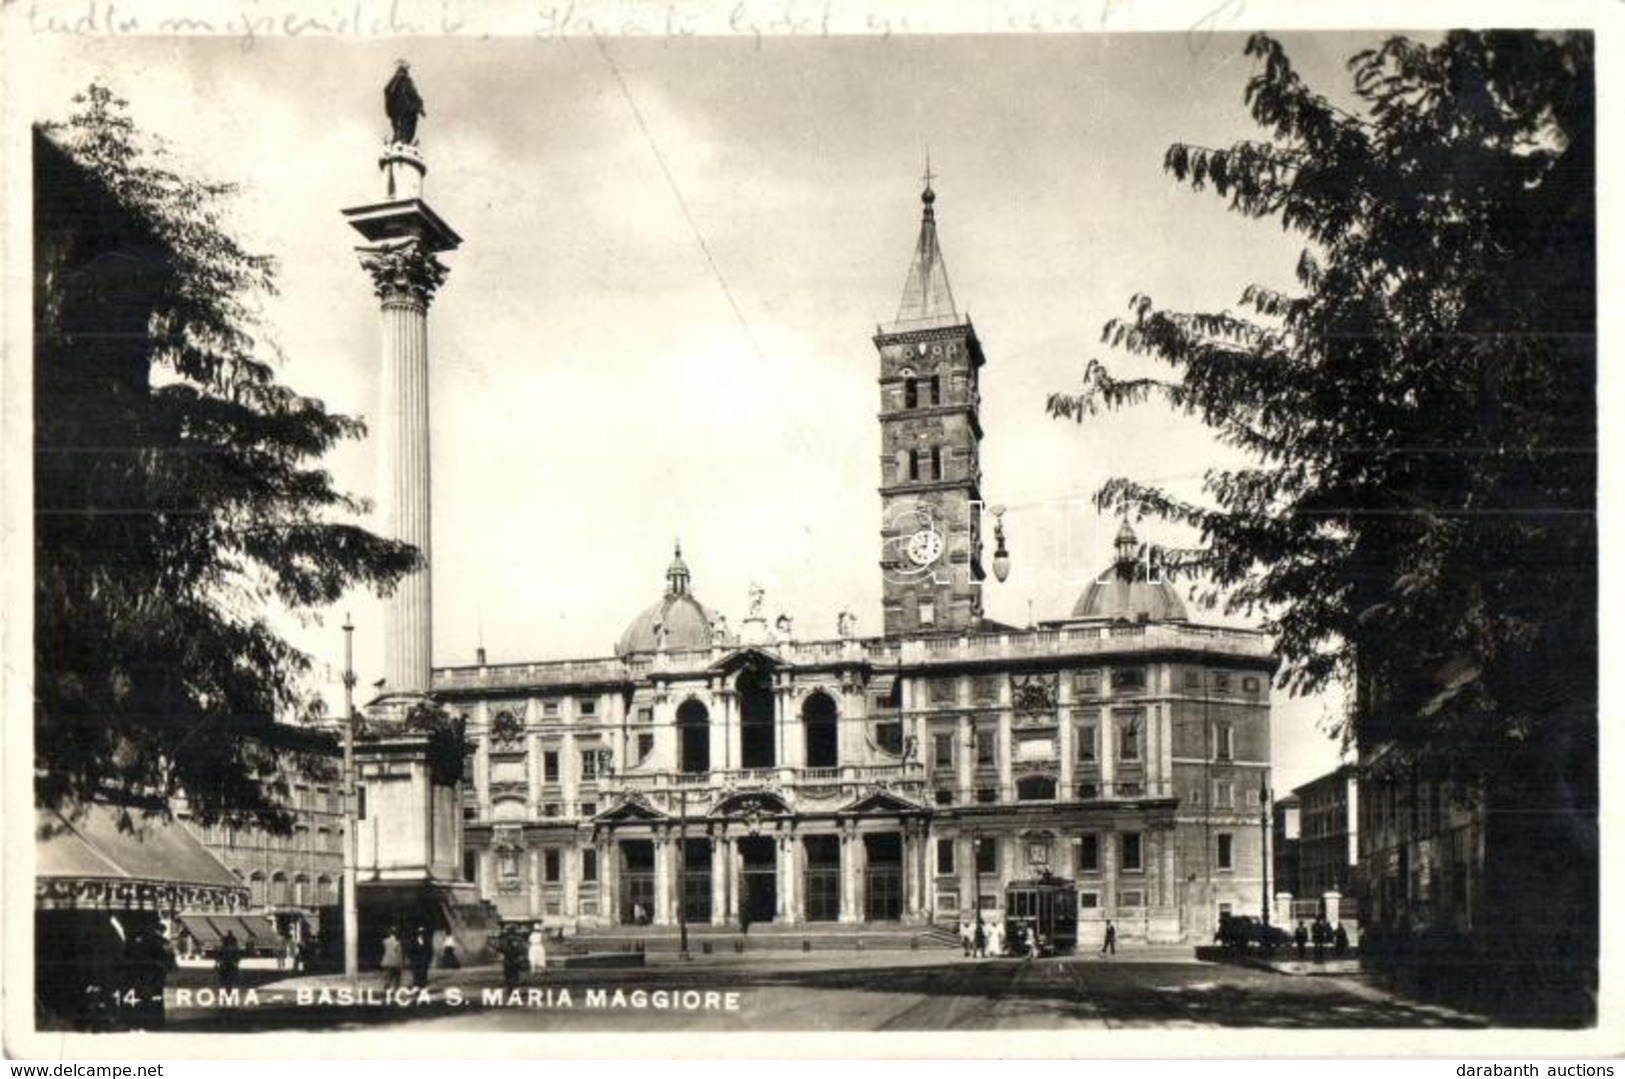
1004;875;1079;956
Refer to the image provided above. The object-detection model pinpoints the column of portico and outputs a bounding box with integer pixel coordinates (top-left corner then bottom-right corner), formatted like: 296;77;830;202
906;822;925;919
710;832;728;926
528;848;543;918
997;681;1013;801
780;833;800;923
840;830;862;924
478;849;496;903
774;681;789;770
712;687;733;775
957;712;973;800
1102;828;1119;916
724;837;741;923
563;846;579;918
958;833;977;915
652;831;671;927
600;836;618;924
525;720;542;818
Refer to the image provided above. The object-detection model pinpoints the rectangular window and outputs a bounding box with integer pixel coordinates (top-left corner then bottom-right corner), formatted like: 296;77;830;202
580;750;599;780
1078;834;1100;872
1246;786;1261;809
875;719;904;756
1215;724;1234;761
463;849;478;883
927;375;940;406
1185;670;1201;690
1217;833;1234;870
637;733;655;764
976;729;996;766
582;849;598;882
934;788;954;806
1119;890;1144;908
1111;668;1146;694
1117;716;1141;762
975;837;997;874
908;450;921;481
1077;782;1098;800
580;802;597;818
544;849;561;883
936;838;955;876
1079;892;1100;909
637;707;653;724
932;732;955;772
1075;670;1101;696
1117;782;1143;798
1243;676;1261;694
1076;725;1097;763
1215;781;1235;810
1214;672;1231;695
930;447;943;480
543;751;560;783
542;700;560;716
904;378;918;409
918;599;935;626
356;786;367;821
1121;832;1143;872
578;698;597;716
976;787;998;804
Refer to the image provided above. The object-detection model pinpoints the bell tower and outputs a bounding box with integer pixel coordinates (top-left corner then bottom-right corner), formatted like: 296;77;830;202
874;174;986;637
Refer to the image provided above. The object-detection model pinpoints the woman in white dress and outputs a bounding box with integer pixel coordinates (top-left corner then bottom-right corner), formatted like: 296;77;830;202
526;929;547;979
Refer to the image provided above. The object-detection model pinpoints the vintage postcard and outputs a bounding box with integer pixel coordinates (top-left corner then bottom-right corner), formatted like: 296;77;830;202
3;0;1616;1061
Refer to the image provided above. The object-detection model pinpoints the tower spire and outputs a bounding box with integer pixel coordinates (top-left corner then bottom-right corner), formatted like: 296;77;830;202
891;161;958;331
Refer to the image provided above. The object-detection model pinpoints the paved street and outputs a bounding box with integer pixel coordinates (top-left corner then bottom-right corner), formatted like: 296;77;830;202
158;950;1486;1033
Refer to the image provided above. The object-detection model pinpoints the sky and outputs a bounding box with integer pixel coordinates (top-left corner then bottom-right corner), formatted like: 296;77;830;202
23;23;1392;790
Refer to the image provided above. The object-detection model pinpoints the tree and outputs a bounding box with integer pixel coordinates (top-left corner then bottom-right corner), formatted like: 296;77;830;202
1050;31;1593;976
34;86;418;828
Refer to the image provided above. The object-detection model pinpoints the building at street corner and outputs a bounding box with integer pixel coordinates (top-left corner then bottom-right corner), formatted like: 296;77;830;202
439;184;1278;944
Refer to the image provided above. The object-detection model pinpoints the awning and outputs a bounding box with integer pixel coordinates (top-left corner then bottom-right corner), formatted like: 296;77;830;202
36;801;247;913
175;914;223;946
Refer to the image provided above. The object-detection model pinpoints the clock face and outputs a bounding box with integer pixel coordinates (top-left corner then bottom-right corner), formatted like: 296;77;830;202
906;528;944;566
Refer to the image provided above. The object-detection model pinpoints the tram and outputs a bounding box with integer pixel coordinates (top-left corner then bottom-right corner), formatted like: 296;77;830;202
1004;875;1079;956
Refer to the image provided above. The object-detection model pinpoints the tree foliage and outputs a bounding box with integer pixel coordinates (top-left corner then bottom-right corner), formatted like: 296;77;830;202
1049;33;1595;789
34;85;419;827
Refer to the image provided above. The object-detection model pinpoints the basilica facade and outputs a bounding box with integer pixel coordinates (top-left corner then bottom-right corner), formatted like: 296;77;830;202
436;186;1276;944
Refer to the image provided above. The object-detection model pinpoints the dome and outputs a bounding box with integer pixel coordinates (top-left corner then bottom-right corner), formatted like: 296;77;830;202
1069;520;1188;622
615;544;733;656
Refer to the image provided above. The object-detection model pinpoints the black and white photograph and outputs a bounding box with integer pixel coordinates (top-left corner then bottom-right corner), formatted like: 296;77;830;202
4;0;1613;1059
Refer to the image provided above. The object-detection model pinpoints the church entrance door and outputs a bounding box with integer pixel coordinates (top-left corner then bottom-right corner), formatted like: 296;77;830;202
619;839;655;924
738;836;777;926
803;835;840;922
865;832;903;922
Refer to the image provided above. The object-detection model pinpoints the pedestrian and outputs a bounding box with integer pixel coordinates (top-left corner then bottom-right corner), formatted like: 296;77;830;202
409;926;433;988
441;931;461;969
960;917;974;957
1333;922;1349;958
633;901;647;926
125;924;174;1029
501;930;525;988
1312;918;1327;962
1100;919;1117;957
215;931;242;988
1294;920;1309;961
973;917;986;959
379;928;404;991
526;927;548;978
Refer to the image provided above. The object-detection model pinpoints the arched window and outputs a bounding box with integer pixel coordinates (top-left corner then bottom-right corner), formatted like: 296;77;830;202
677;699;710;774
315;875;334;905
293;874;309;906
270;871;290;906
738;665;775;769
802;691;838;769
249;871;266;907
1016;776;1057;802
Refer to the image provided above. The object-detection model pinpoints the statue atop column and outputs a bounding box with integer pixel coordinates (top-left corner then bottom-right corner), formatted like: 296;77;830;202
385;60;426;145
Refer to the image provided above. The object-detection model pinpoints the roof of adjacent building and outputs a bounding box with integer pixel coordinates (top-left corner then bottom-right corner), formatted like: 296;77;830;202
615;543;735;657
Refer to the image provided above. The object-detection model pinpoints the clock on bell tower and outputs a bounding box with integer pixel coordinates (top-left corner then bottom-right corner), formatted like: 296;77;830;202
875;177;987;638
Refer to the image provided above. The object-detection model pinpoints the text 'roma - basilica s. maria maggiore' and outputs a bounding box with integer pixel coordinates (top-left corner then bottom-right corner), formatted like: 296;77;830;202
435;178;1278;946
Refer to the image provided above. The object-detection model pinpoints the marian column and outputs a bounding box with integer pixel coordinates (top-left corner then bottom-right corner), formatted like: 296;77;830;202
343;61;461;694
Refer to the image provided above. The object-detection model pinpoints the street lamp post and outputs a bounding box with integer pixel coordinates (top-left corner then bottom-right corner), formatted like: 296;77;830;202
341;615;360;984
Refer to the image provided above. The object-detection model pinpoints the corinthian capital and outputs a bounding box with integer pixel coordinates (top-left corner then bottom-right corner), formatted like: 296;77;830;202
358;239;450;306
